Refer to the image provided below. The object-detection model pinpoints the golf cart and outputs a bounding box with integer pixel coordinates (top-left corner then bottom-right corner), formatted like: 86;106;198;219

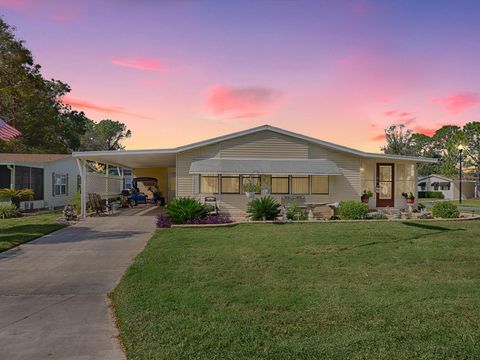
123;177;165;207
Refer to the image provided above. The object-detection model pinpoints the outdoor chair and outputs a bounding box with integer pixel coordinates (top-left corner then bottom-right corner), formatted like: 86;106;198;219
88;193;113;216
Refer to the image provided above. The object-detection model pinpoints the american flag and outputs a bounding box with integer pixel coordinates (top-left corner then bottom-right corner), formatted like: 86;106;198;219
0;118;22;141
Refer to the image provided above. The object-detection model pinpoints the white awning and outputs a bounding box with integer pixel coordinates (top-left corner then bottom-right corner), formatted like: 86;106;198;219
189;158;341;175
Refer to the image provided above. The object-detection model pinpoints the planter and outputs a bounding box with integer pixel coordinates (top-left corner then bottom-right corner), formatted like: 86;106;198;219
245;191;255;199
406;198;415;204
361;195;370;204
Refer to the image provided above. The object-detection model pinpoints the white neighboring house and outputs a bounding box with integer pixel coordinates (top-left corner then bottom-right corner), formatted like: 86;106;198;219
0;154;81;210
417;174;476;200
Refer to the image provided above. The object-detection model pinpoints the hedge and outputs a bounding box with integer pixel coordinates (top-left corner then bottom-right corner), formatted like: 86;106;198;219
418;191;445;199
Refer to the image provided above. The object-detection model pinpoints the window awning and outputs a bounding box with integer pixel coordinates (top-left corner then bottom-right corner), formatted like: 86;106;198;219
189;158;342;175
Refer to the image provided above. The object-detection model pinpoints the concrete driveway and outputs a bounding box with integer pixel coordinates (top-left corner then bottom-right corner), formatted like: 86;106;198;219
0;207;158;360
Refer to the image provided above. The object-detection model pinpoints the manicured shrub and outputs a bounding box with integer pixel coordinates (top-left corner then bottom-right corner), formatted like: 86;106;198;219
0;188;34;208
156;213;171;228
0;203;21;219
165;197;208;224
338;200;369;220
418;191;445;199
186;215;233;225
286;201;307;221
247;196;281;221
432;202;460;218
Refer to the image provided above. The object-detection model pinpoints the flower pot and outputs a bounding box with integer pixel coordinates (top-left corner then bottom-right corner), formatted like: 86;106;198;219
361;195;370;204
406;198;415;204
245;191;255;199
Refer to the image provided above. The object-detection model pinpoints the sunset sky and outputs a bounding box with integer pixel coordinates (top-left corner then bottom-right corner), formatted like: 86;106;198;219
1;0;479;152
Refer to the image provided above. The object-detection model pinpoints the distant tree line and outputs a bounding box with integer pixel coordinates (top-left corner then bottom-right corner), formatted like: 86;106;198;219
0;17;131;153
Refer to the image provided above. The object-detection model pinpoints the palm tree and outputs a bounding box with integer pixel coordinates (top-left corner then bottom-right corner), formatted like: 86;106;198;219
0;188;34;208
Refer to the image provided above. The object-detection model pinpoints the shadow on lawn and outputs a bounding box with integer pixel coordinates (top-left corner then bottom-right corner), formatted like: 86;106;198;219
339;222;466;251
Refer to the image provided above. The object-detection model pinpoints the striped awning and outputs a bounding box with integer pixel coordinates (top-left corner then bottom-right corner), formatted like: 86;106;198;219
189;158;341;175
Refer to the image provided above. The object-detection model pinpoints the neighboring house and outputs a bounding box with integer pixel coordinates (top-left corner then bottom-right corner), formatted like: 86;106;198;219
73;125;436;217
0;154;80;210
418;174;476;200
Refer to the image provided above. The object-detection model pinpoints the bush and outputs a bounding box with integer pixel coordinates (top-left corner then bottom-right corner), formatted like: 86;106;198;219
0;188;34;208
0;203;21;219
165;197;208;224
286;201;307;221
186;215;233;225
338;200;369;220
432;202;460;218
247;196;281;221
418;191;445;199
156;213;172;228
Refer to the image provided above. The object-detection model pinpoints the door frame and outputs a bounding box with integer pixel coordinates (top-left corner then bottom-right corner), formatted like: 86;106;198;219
376;163;395;207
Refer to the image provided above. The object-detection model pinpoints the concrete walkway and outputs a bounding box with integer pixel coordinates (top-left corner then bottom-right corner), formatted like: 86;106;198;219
0;208;157;360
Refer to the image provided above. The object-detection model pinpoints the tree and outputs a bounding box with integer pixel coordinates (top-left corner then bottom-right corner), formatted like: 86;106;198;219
381;124;414;156
463;121;480;197
81;119;132;151
431;126;461;176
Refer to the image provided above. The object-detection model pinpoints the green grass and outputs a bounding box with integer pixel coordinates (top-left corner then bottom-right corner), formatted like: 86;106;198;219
112;221;480;359
0;212;65;252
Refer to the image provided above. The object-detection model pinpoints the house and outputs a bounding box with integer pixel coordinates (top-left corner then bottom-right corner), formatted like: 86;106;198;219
0;154;81;210
0;153;126;211
73;125;436;218
418;174;476;200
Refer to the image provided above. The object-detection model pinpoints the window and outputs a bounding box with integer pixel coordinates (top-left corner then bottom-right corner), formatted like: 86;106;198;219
221;175;240;194
54;174;67;195
200;175;219;193
271;176;289;194
14;166;44;200
241;175;261;194
311;176;329;194
291;176;309;194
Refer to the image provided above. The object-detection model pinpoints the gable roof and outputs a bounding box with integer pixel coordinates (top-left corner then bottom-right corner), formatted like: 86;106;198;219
73;124;437;164
0;153;71;164
418;174;453;182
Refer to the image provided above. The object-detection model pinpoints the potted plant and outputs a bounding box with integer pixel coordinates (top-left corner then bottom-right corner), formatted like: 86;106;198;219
361;189;373;204
243;180;260;199
402;192;415;204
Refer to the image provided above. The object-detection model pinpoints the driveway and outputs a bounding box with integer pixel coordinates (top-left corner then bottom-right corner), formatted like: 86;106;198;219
0;207;158;360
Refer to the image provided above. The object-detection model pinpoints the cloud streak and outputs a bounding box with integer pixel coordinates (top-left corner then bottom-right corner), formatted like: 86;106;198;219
0;0;26;9
432;92;480;114
62;96;151;119
111;57;171;72
205;85;282;119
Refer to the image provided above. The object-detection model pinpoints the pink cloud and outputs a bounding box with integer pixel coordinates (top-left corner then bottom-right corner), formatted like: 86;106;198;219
137;79;157;87
384;110;397;116
62;96;151;120
432;92;480;114
412;126;436;136
348;0;371;14
205;85;282;119
0;0;26;9
49;13;76;22
111;57;170;73
370;133;385;141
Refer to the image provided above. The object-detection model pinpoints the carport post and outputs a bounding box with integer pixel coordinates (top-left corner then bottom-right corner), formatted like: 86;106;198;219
76;159;87;218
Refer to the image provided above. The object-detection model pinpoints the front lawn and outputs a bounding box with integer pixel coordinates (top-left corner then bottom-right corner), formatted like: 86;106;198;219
112;221;480;359
0;212;65;252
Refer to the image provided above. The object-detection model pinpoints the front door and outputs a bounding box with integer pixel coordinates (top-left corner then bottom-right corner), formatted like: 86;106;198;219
376;163;394;207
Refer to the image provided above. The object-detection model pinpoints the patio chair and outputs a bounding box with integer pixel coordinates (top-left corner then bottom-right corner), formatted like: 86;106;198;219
88;193;113;216
204;196;219;215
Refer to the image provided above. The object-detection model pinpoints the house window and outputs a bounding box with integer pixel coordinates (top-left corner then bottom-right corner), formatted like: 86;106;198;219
14;166;44;200
200;175;219;194
311;176;329;194
271;176;289;194
221;175;240;194
241;175;261;194
54;174;67;195
291;176;309;194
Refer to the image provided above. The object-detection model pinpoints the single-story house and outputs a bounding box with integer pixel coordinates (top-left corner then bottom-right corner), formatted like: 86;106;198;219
418;174;477;200
73;125;436;218
0;153;124;210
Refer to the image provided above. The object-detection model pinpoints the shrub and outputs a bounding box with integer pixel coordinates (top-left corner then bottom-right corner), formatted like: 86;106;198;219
338;200;369;220
247;196;281;221
0;188;34;208
286;201;307;221
156;213;172;228
165;197;208;224
432;202;460;218
186;215;233;225
0;203;21;219
418;191;445;199
70;191;82;213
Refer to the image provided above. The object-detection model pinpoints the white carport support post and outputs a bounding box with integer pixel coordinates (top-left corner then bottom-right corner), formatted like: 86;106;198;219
105;163;109;206
76;159;87;218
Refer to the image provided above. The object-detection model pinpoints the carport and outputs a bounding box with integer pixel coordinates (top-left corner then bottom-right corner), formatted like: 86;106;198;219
73;149;177;217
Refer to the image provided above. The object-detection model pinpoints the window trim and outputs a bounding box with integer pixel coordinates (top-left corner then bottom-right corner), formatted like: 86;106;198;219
271;176;290;195
311;175;329;195
221;175;240;194
290;176;310;195
200;174;219;194
54;174;68;196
